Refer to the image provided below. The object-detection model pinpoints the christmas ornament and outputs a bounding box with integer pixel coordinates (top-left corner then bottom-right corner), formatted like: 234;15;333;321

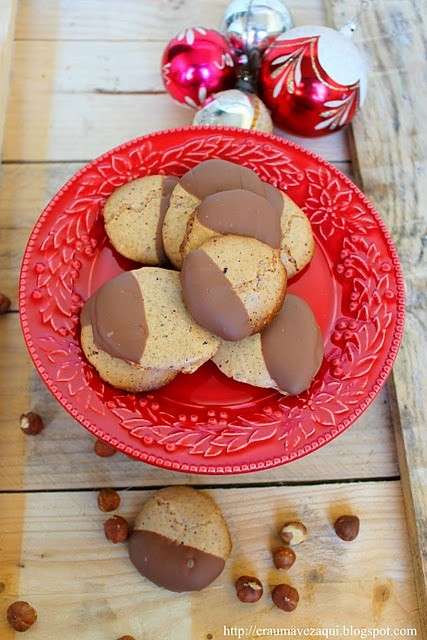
259;25;367;137
222;0;293;54
193;89;273;132
161;28;236;108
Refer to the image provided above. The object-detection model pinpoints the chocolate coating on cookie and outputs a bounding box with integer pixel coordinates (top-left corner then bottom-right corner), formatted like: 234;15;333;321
129;530;225;592
261;294;323;395
181;249;250;341
81;272;147;364
180;159;283;213
197;189;281;248
156;176;179;262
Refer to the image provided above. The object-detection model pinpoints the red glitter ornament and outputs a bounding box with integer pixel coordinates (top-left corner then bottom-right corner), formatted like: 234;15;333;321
161;27;236;108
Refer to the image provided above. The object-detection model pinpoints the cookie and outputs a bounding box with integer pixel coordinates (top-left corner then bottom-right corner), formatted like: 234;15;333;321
129;486;232;592
212;294;323;395
162;159;283;268
181;235;287;341
162;182;200;269
279;193;314;278
180;188;282;260
81;267;219;392
103;175;178;265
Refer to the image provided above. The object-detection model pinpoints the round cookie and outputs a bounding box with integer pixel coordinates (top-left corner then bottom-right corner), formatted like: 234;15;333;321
180;189;282;260
279;193;314;278
162;159;283;268
103;175;178;265
181;235;287;342
212;294;324;395
129;486;232;592
81;267;219;392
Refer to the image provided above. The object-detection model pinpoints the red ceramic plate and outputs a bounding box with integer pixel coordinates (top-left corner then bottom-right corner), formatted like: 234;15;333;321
20;127;404;474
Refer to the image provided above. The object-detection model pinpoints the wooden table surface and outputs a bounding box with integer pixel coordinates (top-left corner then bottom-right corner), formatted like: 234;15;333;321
0;1;425;639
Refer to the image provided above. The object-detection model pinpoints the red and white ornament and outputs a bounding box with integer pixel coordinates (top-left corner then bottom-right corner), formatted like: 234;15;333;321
161;27;236;108
259;25;367;137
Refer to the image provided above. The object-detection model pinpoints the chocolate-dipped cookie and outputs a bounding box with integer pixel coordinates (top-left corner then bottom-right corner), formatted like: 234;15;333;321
129;486;232;592
180;189;282;260
181;235;287;342
162;159;283;268
104;175;178;265
81;267;219;392
212;294;323;395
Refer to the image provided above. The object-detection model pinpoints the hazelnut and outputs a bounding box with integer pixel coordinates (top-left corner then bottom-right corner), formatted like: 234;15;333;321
104;515;129;543
117;636;135;640
98;488;120;512
20;412;44;435
334;515;360;541
272;584;299;612
7;601;37;632
235;575;263;603
94;438;116;457
279;521;307;546
0;293;11;314
273;546;296;570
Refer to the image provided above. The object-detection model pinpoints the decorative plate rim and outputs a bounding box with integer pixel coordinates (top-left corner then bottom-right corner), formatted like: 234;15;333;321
19;125;405;474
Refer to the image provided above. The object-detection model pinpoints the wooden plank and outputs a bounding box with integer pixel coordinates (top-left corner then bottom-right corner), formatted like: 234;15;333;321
12;40;165;93
0;483;421;638
0;0;16;157
3;88;350;163
325;0;427;632
0;312;397;490
15;0;326;41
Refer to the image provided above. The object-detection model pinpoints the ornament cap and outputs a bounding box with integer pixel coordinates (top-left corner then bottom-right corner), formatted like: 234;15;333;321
340;21;357;38
221;0;294;53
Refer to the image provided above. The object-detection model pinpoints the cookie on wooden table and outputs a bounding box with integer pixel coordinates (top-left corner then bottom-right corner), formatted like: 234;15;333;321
103;175;178;265
212;294;323;395
181;235;287;342
81;267;219;392
162;158;283;268
129;486;232;592
180;188;282;260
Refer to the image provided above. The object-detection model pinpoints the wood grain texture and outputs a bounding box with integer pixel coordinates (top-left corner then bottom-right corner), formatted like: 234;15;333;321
3;83;349;163
0;493;25;640
15;0;326;41
0;483;421;639
325;0;427;632
7;38;350;160
0;8;20;638
4;0;349;162
0;0;16;156
0;312;396;490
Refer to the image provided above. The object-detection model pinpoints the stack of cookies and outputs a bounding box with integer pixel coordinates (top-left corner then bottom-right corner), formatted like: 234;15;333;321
81;159;323;394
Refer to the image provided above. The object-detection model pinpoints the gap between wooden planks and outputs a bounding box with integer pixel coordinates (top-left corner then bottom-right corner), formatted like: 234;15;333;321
3;0;349;163
0;483;422;639
325;0;427;633
0;308;395;491
0;2;422;638
2;91;349;163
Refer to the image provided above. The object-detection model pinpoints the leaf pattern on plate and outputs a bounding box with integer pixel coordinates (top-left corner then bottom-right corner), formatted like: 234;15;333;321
20;129;404;470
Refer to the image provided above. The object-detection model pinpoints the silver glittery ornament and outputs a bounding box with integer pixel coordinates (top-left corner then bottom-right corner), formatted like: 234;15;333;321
221;0;293;54
193;89;273;132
